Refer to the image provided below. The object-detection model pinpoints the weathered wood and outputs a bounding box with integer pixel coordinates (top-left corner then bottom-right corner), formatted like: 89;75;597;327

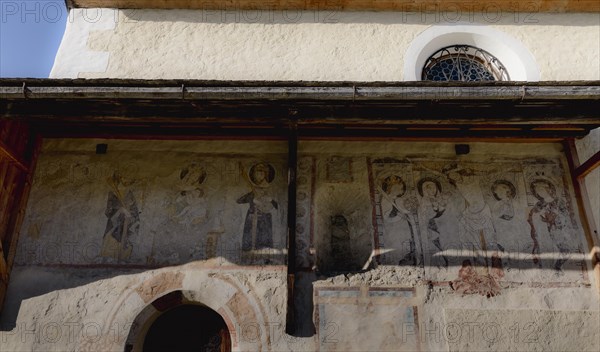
563;139;600;294
0;164;20;243
575;150;600;179
0;133;40;314
66;0;600;12
2;81;598;139
0;140;28;172
3;84;600;101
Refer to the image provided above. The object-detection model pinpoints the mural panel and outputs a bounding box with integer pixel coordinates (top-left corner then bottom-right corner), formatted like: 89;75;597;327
16;143;288;267
367;157;588;295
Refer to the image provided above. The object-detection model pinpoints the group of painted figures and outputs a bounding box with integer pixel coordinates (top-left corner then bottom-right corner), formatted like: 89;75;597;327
97;157;579;296
100;162;279;261
378;162;578;296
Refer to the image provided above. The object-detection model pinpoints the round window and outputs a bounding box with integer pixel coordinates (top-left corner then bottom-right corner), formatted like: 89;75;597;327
422;45;509;81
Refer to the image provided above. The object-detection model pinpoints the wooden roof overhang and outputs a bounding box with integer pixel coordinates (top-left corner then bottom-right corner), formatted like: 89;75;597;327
1;79;600;141
65;0;600;12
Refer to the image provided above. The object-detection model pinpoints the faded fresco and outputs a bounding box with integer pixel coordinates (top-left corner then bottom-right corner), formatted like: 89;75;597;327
5;141;598;352
312;155;374;273
100;171;142;261
16;144;288;267
297;150;588;296
368;157;588;295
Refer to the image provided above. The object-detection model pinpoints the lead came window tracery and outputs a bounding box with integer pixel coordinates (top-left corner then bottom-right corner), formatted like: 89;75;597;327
422;45;509;82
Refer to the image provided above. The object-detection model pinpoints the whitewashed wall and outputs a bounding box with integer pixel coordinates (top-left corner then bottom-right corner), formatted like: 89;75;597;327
50;9;599;81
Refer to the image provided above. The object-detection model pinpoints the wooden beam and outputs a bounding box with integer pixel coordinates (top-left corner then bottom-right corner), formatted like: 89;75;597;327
0;134;41;314
563;139;600;294
0;140;28;172
575;150;600;179
67;0;600;12
3;84;600;101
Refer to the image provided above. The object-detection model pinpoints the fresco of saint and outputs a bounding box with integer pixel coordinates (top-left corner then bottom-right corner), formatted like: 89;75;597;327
443;164;499;258
527;178;572;275
101;171;141;261
174;165;208;226
379;175;418;265
417;176;452;268
237;163;278;251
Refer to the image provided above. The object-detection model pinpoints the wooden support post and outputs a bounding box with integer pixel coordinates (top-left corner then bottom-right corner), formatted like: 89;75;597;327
286;118;298;335
0;133;41;313
563;139;600;293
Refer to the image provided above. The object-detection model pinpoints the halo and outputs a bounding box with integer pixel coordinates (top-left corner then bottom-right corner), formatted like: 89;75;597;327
417;176;442;197
529;177;557;200
381;174;407;197
491;179;516;201
249;162;275;185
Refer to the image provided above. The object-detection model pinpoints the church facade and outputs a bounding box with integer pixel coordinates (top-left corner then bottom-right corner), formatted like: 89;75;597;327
1;1;599;351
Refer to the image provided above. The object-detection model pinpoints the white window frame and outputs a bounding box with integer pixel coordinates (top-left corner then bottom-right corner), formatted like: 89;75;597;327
404;24;540;81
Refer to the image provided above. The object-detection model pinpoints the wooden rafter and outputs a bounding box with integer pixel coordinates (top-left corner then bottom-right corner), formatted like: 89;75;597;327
575;150;600;179
0;140;28;172
563;139;600;293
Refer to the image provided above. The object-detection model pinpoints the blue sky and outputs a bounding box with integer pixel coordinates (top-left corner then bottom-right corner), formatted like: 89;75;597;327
1;0;67;78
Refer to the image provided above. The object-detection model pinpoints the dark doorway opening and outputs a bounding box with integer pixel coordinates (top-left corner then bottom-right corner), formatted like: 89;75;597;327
142;304;231;352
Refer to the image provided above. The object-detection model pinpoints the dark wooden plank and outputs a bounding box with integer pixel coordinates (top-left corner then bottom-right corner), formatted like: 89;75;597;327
2;84;600;101
575;150;600;179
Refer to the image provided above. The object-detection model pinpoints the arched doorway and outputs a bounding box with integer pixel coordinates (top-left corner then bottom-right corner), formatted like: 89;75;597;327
125;291;232;352
143;304;231;352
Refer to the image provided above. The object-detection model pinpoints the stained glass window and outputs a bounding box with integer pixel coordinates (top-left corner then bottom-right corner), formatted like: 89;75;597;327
422;45;509;82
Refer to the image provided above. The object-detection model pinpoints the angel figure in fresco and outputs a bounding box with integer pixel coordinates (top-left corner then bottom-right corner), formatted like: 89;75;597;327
100;171;141;261
527;178;572;275
417;177;452;269
379;175;419;265
237;162;278;251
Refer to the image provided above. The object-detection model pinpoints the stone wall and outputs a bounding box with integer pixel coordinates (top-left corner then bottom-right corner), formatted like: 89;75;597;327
1;139;598;351
50;9;600;81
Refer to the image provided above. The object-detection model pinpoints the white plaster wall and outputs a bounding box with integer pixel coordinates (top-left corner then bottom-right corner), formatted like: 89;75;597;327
50;9;599;81
50;9;117;78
